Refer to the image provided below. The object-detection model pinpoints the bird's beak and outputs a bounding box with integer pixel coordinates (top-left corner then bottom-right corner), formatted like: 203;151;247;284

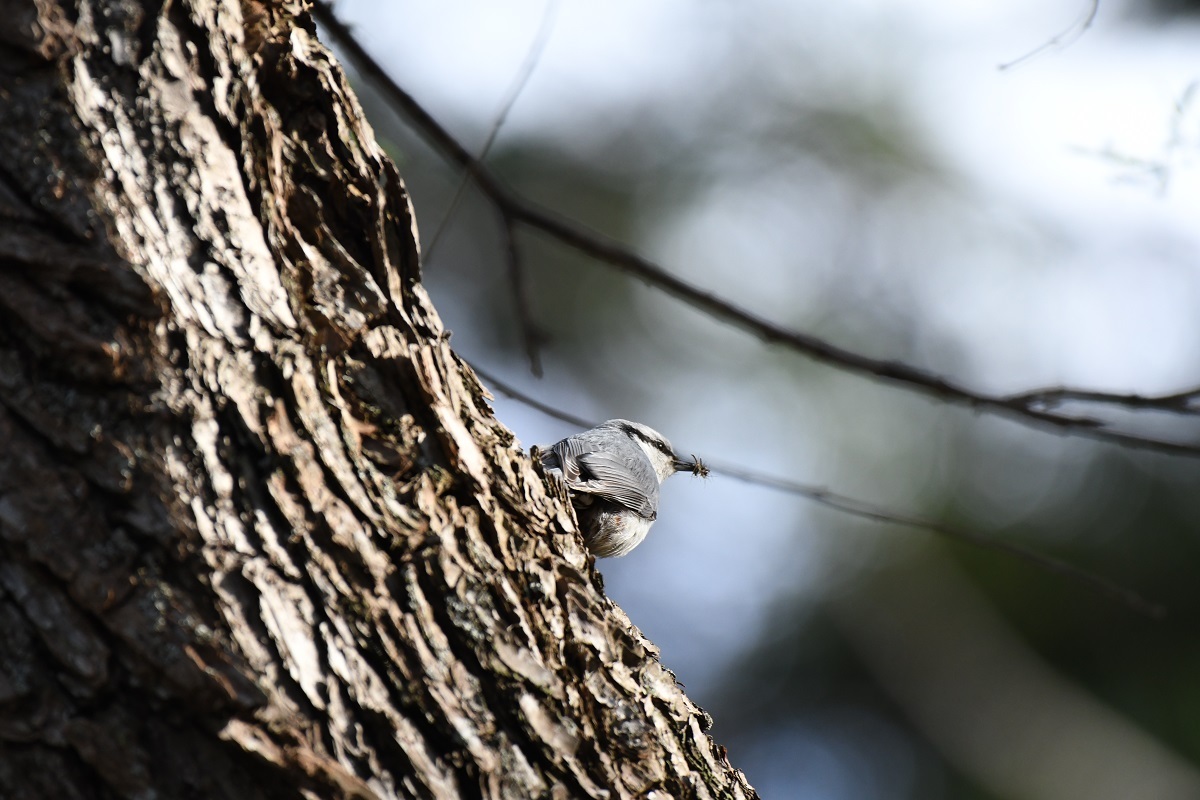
674;454;709;477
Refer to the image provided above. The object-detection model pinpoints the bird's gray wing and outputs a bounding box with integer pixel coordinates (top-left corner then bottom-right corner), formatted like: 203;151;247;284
541;436;659;518
573;450;659;519
541;436;587;484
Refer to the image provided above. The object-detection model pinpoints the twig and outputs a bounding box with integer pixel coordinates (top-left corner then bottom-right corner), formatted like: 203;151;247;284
1006;385;1200;412
999;0;1100;71
469;362;592;430
499;208;545;376
423;0;559;264
467;361;1165;619
312;1;1200;457
413;0;558;377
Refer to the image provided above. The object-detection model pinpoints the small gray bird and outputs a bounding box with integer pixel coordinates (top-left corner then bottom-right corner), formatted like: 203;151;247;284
539;419;707;558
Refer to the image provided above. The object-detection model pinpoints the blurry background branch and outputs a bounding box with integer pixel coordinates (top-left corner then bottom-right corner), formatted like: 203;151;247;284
419;0;559;376
998;0;1101;70
471;362;1164;618
316;0;1200;459
1005;384;1200;412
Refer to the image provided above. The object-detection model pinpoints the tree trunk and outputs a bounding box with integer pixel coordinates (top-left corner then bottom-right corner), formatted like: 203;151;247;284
0;1;757;798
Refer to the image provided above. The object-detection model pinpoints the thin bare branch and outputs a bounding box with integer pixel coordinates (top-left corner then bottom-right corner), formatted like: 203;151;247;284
469;362;592;430
499;209;546;377
708;460;1163;619
411;0;557;376
481;0;559;157
423;0;559;264
999;0;1101;71
468;362;1165;619
314;1;1200;458
1006;385;1200;412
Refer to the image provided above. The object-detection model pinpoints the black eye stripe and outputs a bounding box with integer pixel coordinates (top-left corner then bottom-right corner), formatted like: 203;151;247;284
630;428;672;454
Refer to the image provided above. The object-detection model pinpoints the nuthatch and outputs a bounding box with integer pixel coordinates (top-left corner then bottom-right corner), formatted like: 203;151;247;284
539;419;707;557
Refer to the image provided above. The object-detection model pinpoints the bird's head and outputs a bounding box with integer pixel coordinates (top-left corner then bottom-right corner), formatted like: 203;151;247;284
605;419;706;483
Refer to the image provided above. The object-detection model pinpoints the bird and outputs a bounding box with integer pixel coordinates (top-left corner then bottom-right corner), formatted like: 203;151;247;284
538;419;707;558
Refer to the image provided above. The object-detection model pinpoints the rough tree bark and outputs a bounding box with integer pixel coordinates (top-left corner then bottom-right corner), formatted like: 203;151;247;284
0;1;758;798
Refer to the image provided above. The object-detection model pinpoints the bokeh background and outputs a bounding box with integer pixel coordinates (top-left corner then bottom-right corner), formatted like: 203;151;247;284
324;1;1200;797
